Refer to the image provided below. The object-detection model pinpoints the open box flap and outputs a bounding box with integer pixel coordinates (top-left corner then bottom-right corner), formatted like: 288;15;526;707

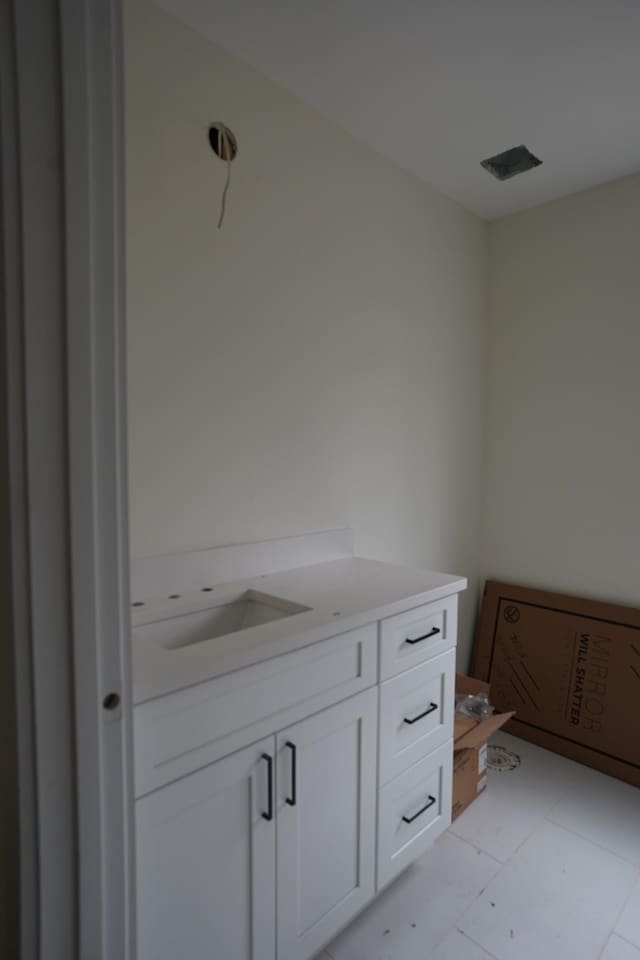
454;673;514;750
454;714;477;740
455;710;514;751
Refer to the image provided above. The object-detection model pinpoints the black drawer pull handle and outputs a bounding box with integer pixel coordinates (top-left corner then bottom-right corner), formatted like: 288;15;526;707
402;795;437;824
285;741;297;806
405;627;440;645
261;753;273;821
403;702;438;725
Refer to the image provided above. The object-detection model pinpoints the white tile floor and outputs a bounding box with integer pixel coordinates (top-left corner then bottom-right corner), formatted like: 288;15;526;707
319;733;640;960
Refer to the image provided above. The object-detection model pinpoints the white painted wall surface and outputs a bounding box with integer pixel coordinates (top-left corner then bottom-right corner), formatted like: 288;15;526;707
483;173;640;606
125;0;486;661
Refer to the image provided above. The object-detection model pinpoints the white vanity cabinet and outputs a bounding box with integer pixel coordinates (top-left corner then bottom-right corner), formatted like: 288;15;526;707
276;688;377;960
136;736;276;960
133;551;464;960
136;690;377;960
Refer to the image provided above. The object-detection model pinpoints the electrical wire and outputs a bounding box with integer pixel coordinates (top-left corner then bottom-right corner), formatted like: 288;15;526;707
217;128;232;229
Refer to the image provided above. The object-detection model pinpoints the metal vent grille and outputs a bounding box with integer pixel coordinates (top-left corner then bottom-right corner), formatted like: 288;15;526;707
481;145;542;181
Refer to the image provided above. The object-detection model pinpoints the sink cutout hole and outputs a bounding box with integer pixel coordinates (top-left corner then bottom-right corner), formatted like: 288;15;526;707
139;590;312;651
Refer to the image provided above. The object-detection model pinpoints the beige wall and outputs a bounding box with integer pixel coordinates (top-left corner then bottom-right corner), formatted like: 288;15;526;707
125;0;487;660
483;173;640;606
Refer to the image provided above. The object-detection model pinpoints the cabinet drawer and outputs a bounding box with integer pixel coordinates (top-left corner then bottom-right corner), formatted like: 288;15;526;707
377;739;453;890
379;649;455;784
380;596;457;680
135;623;377;796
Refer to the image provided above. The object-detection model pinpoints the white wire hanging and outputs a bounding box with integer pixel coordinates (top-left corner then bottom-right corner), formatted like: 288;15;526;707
208;123;238;230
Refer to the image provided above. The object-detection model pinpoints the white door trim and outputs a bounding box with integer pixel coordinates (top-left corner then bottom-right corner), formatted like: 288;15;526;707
60;1;135;957
2;1;133;957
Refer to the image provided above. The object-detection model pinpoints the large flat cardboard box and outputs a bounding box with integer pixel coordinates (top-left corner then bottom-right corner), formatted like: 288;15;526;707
473;580;640;788
452;674;513;821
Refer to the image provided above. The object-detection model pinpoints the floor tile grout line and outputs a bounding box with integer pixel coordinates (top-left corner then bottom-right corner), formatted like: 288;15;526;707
453;815;638;960
448;848;510;952
457;856;508;923
543;813;640;869
323;739;638;960
593;929;639;960
446;828;506;866
473;808;557;868
613;930;640;953
449;782;577;868
323;830;508;960
596;924;627;960
449;820;537;871
455;925;501;960
613;868;640;928
609;876;640;949
417;832;510;956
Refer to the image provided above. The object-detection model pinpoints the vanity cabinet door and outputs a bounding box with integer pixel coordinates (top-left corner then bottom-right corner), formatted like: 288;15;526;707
276;687;377;960
136;736;276;960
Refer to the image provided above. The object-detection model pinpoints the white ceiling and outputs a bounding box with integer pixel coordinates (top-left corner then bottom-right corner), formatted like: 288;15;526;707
157;0;640;219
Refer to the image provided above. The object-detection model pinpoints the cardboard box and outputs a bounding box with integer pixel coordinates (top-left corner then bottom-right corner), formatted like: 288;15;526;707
452;674;514;821
473;580;640;788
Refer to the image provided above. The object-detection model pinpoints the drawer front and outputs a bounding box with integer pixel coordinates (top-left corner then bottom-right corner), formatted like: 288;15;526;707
135;623;377;796
377;739;453;890
379;648;455;785
380;595;457;680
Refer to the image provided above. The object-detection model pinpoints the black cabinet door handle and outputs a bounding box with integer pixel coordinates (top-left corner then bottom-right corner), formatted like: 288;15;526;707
403;702;438;725
285;741;297;806
402;795;437;824
261;753;273;821
405;626;440;645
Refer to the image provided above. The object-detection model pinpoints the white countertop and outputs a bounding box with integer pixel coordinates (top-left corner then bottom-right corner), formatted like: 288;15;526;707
132;555;466;704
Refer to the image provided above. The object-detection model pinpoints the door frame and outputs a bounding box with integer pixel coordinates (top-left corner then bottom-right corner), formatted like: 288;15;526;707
1;1;133;957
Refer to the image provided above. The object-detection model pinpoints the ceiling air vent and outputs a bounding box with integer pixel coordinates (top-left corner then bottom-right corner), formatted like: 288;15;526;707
481;144;542;181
